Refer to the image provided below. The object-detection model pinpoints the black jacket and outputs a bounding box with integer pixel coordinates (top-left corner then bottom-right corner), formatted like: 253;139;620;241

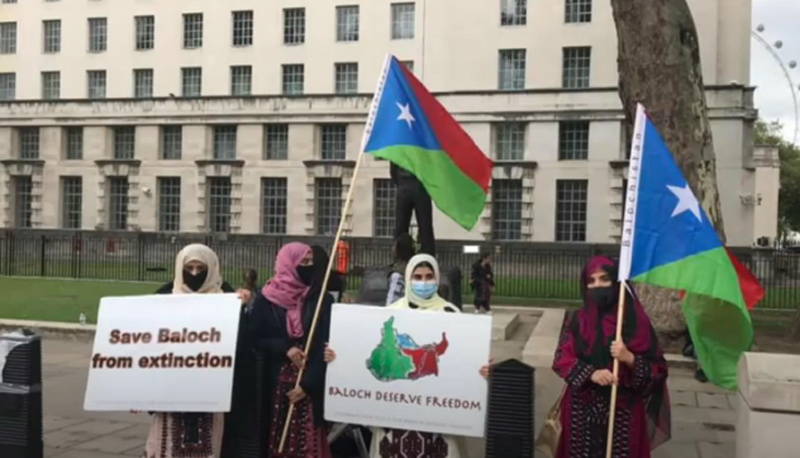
249;288;333;427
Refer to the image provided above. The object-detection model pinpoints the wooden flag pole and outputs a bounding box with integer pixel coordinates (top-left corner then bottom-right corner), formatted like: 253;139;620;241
604;281;628;458
277;54;391;453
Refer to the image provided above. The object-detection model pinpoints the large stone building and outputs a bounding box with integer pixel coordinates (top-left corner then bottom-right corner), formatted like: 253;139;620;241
0;0;775;246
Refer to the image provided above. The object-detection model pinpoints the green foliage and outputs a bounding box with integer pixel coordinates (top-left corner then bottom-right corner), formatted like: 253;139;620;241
755;120;800;235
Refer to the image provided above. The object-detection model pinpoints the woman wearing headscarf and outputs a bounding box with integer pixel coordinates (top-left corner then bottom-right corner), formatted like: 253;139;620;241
249;242;333;458
552;256;671;458
144;243;254;458
325;254;490;458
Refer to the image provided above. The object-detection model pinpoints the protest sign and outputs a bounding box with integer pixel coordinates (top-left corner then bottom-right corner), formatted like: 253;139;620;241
324;304;492;437
83;293;241;412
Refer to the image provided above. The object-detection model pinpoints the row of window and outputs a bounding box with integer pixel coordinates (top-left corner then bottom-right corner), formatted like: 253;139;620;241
0;45;590;100
11;174;590;241
0;0;593;57
10;121;594;162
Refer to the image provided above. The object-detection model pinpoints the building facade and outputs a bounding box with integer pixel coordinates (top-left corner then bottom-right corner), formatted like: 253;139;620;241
0;0;770;246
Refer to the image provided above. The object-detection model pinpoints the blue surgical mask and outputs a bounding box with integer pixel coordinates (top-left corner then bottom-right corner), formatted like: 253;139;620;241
410;281;438;299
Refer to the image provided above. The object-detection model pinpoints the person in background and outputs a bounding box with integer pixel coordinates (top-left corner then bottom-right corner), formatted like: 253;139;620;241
470;252;495;314
386;233;416;306
552;256;670;458
144;243;253;458
249;242;333;458
326;254;490;458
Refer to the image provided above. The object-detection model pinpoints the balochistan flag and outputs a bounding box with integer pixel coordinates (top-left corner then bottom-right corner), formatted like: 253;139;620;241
618;104;765;390
361;56;493;230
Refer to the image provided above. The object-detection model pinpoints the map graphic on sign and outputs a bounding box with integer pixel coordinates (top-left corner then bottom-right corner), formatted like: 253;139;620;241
367;316;449;382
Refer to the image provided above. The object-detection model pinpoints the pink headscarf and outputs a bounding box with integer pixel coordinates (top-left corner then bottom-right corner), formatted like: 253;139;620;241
262;242;312;338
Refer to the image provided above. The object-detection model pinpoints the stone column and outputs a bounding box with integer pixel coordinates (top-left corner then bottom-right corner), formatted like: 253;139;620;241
737;352;800;458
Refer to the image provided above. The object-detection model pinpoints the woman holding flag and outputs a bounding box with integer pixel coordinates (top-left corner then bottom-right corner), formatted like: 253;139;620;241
552;256;671;458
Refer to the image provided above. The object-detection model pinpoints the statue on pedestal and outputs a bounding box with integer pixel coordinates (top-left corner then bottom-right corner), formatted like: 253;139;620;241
391;163;435;256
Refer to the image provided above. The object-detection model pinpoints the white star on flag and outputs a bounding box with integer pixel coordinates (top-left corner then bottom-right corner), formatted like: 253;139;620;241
667;183;702;221
396;102;415;129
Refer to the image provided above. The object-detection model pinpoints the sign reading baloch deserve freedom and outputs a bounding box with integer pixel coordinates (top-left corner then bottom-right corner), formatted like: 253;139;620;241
83;294;241;413
324;305;492;437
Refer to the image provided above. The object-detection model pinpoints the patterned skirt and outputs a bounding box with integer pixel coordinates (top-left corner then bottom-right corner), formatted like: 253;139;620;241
267;363;331;458
369;428;462;458
143;412;224;458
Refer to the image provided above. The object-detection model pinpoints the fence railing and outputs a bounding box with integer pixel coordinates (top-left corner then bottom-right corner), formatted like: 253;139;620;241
1;229;798;310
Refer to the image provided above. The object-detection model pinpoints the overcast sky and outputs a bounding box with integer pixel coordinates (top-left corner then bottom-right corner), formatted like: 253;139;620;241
752;0;800;144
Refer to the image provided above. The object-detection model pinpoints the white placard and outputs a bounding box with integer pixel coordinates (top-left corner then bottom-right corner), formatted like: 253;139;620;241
84;294;241;412
463;245;480;254
325;304;492;437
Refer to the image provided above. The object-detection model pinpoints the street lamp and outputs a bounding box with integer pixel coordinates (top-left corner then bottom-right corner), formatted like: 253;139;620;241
752;24;799;144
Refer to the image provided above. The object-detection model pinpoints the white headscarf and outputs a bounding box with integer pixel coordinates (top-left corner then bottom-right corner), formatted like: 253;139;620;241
172;243;224;294
389;254;459;312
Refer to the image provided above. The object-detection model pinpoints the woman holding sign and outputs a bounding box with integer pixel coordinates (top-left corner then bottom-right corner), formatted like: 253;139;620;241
325;254;490;458
551;256;671;458
250;242;334;458
143;243;254;458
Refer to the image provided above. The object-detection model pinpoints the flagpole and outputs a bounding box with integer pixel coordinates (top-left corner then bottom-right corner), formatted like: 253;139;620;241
605;281;627;458
277;54;393;453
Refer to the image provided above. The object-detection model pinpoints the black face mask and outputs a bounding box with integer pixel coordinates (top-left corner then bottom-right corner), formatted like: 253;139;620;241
590;286;616;310
183;269;208;292
296;265;315;286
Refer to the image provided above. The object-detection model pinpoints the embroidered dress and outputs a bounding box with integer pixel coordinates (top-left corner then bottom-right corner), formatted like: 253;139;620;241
144;413;225;458
552;256;671;458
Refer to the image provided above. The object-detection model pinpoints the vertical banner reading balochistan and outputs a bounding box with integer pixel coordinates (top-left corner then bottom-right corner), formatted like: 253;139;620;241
83;294;241;412
324;305;492;437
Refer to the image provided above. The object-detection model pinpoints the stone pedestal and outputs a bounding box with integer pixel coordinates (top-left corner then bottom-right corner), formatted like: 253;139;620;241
737;352;800;458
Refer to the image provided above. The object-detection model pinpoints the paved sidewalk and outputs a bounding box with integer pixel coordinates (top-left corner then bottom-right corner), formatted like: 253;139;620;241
35;317;734;458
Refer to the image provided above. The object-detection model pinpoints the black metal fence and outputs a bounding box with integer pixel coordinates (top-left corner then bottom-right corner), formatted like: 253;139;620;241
1;229;799;310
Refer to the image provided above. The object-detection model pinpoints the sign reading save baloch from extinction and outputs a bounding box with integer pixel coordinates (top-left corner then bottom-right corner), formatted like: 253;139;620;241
83;294;241;413
324;305;492;437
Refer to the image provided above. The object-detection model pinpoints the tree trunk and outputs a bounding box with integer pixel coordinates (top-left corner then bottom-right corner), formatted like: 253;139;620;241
610;0;726;341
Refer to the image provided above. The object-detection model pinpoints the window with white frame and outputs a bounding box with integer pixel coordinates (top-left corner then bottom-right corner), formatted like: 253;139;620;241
0;22;16;54
336;6;359;42
391;3;415;39
207;177;232;233
113;127;136;160
499;49;526;90
0;72;15;100
88;18;106;52
13;176;33;228
562;46;591;89
183;13;203;49
315;178;342;236
261;178;288;235
232;10;253;46
556;179;588;242
87;70;106;99
160;126;182;160
372;179;396;238
133;69;153;98
230;65;252;96
135;15;155;50
41;71;60;100
43;20;61;53
335;62;358;94
492;179;523;240
181;67;202;97
61;176;82;229
213;126;237;160
264;124;288;160
320;125;347;160
283;8;305;44
282;64;304;95
108;177;129;231
501;0;527;26
494;123;525;161
558;121;590;160
565;0;592;23
158;177;181;232
65;127;83;160
19;128;39;159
